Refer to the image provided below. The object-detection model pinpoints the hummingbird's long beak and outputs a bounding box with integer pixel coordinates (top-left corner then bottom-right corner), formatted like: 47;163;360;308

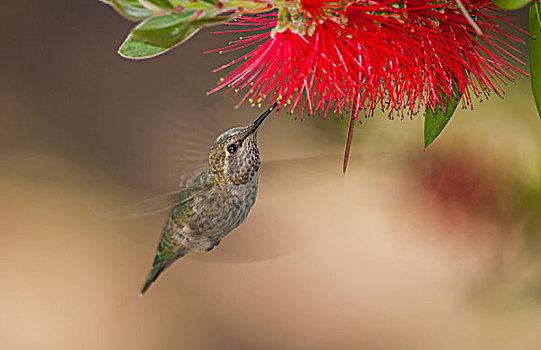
246;101;278;137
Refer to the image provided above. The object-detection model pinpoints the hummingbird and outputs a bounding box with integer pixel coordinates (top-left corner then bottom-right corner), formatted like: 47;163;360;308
140;102;278;294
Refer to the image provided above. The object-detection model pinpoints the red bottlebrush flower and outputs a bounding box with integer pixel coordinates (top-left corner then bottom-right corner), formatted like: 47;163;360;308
209;0;527;119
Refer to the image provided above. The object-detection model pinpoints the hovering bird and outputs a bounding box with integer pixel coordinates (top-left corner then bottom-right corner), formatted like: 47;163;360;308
140;102;278;294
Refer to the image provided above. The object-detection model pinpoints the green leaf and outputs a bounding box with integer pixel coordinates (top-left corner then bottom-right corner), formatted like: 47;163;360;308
494;0;531;10
131;11;195;44
198;0;221;6
530;1;541;119
424;87;461;148
119;12;197;59
109;0;153;21
169;0;217;10
190;14;236;27
118;11;231;59
139;0;175;11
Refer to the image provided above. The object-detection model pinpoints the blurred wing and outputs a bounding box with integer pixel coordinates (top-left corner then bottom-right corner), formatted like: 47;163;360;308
95;104;227;218
98;151;401;264
259;151;401;192
95;171;213;220
93;190;184;220
150;102;231;188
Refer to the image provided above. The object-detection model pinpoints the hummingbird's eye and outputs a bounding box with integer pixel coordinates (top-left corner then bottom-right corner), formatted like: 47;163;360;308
227;144;237;154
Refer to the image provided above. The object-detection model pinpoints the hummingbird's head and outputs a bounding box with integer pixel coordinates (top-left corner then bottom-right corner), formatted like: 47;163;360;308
209;103;277;185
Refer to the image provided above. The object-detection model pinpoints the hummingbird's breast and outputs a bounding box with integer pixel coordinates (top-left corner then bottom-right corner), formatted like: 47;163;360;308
184;175;259;251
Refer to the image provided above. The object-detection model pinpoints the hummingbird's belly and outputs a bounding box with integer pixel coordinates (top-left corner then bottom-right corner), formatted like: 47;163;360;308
184;178;258;251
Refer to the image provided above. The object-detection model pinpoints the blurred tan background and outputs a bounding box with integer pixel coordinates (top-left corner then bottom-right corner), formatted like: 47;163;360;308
1;1;541;349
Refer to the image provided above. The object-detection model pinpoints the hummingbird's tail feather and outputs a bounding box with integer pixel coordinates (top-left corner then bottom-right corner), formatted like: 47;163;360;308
140;263;166;294
140;247;189;294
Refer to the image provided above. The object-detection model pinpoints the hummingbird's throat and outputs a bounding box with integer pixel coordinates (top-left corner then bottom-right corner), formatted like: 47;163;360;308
225;139;260;186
